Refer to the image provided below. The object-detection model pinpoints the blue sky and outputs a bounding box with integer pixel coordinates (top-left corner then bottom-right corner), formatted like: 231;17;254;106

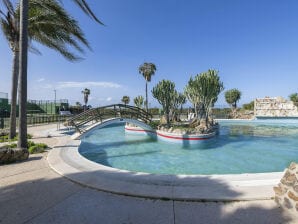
1;0;298;107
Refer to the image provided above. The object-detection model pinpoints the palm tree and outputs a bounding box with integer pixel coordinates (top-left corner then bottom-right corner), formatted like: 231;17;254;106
121;95;130;105
81;88;90;110
138;62;156;112
17;0;28;149
15;0;101;151
0;0;19;139
1;0;92;139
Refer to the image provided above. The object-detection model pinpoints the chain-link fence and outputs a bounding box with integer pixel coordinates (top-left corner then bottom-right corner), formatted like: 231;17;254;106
0;114;72;131
0;94;72;130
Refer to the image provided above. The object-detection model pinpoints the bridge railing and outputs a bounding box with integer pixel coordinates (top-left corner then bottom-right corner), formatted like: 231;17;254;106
67;104;152;133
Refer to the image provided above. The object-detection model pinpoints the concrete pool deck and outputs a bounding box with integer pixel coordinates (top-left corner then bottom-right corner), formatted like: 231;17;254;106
1;124;297;223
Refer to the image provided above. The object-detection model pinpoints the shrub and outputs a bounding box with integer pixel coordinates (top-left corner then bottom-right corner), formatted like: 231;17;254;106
149;120;160;129
27;141;35;148
243;101;254;110
0;133;32;143
28;143;48;154
0;141;48;154
0;143;17;149
27;141;48;154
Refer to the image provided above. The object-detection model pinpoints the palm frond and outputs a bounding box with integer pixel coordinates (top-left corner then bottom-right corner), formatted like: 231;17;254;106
1;0;94;61
72;0;104;25
1;0;14;15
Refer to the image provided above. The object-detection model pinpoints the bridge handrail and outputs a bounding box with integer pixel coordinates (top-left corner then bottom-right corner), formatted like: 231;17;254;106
66;104;153;133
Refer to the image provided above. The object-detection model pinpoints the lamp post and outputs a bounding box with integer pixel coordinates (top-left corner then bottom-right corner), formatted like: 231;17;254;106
54;89;56;114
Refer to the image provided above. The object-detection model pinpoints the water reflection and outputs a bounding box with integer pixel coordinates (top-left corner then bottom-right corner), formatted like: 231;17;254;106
224;124;298;137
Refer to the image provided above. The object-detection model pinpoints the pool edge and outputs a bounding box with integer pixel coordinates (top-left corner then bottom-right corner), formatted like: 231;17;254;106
47;136;284;202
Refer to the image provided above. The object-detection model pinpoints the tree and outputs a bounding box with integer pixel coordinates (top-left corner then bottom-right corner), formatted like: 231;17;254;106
18;0;28;150
152;80;177;126
243;101;254;111
184;70;224;125
121;95;130;105
133;95;144;108
0;0;93;139
81;88;90;109
138;62;156;112
289;93;298;107
12;0;101;155
225;89;242;109
225;89;241;118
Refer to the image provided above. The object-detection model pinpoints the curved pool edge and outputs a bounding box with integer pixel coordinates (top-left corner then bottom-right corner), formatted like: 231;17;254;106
47;136;284;202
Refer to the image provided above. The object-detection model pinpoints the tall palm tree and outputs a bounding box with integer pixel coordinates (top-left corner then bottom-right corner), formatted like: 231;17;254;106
1;0;92;139
138;62;156;112
18;0;28;149
0;0;19;139
81;88;90;110
16;0;102;151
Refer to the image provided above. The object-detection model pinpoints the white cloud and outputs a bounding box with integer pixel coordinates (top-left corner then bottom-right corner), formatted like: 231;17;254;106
106;97;112;102
36;78;45;82
56;81;121;89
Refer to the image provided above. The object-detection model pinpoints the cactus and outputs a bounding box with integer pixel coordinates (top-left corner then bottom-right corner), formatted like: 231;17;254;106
152;80;177;126
184;69;224;124
133;95;144;108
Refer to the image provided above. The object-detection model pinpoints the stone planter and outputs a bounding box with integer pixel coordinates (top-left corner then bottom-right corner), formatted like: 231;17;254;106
124;125;216;144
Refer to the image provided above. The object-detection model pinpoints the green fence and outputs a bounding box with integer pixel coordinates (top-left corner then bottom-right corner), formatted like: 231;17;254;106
0;114;72;131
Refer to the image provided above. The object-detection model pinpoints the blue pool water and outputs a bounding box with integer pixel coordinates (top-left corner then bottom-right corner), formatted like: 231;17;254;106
79;120;298;175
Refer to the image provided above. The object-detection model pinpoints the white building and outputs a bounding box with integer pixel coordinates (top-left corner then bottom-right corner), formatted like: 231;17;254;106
254;97;298;118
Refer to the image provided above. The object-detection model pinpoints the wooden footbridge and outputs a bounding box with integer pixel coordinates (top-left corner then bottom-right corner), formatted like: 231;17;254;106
67;104;153;134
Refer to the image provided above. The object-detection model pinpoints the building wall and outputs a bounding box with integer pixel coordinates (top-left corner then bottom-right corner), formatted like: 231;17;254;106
254;97;298;117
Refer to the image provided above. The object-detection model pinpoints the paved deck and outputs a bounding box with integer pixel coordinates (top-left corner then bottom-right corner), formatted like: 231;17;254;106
0;124;297;224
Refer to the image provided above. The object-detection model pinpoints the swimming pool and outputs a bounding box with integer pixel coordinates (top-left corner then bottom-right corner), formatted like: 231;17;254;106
79;120;298;175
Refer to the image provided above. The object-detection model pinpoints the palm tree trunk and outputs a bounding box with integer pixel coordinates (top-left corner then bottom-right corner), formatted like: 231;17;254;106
145;81;148;112
18;0;29;149
9;50;19;139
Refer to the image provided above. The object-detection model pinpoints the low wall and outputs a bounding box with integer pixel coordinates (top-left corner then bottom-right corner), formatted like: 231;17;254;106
274;162;298;212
